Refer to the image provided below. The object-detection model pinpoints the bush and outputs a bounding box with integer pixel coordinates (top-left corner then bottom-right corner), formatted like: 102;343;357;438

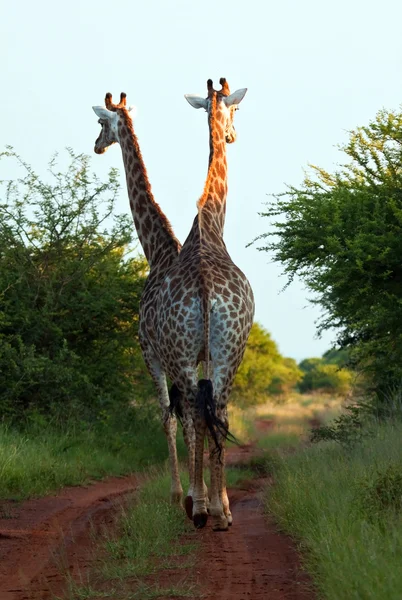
310;404;369;448
256;106;402;398
299;362;352;394
356;465;402;524
0;148;151;421
231;323;302;406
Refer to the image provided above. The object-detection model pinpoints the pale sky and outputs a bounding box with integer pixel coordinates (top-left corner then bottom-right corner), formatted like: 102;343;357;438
2;0;402;361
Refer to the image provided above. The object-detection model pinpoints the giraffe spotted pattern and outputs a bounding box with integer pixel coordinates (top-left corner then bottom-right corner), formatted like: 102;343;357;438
157;79;254;531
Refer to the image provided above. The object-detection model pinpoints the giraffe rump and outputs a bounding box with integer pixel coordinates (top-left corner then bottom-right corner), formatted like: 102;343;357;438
196;379;237;460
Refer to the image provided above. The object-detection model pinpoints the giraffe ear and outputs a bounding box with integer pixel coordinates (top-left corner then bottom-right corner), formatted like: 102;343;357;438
128;105;138;119
224;88;248;107
185;95;208;110
92;106;115;120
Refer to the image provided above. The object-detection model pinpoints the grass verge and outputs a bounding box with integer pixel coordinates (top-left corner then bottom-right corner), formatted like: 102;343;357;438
0;411;186;500
265;419;402;599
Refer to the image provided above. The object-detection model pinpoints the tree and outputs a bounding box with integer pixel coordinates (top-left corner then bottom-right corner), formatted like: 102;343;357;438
299;360;352;395
231;322;302;405
0;148;151;420
256;107;402;396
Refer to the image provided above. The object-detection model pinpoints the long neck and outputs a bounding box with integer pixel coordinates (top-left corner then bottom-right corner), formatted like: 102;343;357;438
117;112;181;268
197;95;228;241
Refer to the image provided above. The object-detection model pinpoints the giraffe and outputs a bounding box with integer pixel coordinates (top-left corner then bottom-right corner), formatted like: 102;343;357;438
92;92;190;506
157;78;255;531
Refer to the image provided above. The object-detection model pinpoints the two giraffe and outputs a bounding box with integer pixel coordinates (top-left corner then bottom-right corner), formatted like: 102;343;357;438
92;78;254;531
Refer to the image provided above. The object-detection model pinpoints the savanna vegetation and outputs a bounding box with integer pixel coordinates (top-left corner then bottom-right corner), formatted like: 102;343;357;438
256;106;402;403
257;105;402;599
0;148;349;499
0;148;151;421
4;101;402;598
0;148;187;496
231;322;303;405
265;418;402;600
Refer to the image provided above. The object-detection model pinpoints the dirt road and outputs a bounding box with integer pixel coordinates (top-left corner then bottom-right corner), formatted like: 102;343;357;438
0;446;314;599
0;476;139;600
193;479;311;600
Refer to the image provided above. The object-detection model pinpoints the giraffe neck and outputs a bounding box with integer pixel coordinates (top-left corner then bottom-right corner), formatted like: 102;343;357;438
117;111;181;268
197;94;228;241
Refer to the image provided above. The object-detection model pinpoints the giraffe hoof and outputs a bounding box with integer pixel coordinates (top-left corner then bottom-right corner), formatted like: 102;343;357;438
184;496;193;520
212;524;229;532
193;512;208;529
227;513;233;526
212;516;229;531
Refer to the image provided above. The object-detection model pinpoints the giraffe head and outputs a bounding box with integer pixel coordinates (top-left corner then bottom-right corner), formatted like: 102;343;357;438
185;78;247;144
92;92;137;154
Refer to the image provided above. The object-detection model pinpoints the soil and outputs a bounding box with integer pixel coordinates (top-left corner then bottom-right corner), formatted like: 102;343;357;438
0;475;139;600
190;479;312;600
0;444;314;600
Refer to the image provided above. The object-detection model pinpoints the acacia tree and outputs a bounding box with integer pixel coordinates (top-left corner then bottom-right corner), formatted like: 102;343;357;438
231;322;302;405
0;148;151;420
256;108;402;396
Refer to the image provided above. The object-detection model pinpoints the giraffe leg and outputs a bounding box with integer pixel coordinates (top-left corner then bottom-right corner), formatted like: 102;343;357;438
193;416;208;528
145;354;183;505
222;468;233;525
181;408;196;519
207;432;232;527
192;390;208;528
207;428;229;531
162;408;183;505
219;405;232;525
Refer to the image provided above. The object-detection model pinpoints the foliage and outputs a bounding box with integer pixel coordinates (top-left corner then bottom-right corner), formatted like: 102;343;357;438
322;347;350;367
0;148;152;420
356;465;402;524
299;360;352;394
231;323;302;406
0;407;186;500
299;348;353;394
266;420;402;600
310;404;369;448
256;107;402;396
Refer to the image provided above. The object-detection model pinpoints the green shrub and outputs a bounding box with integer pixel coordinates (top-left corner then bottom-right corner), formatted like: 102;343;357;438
299;362;352;394
256;106;402;398
355;465;402;524
232;322;302;405
0;148;152;421
310;404;370;448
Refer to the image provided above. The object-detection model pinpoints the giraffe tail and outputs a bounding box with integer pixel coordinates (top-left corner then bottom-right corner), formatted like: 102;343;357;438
196;379;236;460
199;290;236;457
168;383;183;424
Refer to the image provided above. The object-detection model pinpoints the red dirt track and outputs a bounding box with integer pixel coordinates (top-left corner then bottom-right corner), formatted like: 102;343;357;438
0;445;314;600
0;476;139;600
194;480;312;600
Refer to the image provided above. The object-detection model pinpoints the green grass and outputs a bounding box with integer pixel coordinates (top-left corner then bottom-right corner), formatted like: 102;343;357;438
0;415;186;500
256;428;301;451
62;470;198;600
102;472;196;578
265;420;402;600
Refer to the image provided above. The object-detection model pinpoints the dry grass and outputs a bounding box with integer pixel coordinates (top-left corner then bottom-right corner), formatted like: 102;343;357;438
229;392;345;447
